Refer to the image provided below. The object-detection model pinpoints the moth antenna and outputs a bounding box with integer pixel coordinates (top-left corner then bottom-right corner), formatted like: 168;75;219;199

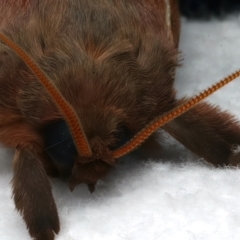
0;33;92;157
113;70;240;159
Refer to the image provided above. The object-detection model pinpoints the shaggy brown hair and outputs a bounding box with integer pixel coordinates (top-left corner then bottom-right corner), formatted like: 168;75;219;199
0;1;240;239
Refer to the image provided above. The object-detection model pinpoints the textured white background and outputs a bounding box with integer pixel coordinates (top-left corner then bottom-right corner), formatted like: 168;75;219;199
1;16;240;240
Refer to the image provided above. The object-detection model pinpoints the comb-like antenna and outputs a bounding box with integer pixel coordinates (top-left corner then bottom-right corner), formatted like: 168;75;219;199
0;33;92;157
113;70;240;159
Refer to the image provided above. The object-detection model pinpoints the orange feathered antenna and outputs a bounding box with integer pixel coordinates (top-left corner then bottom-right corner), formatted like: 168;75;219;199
112;70;240;159
0;33;92;158
1;33;239;162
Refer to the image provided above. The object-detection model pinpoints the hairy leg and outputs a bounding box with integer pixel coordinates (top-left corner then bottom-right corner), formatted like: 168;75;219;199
163;102;240;166
135;133;163;160
12;143;60;240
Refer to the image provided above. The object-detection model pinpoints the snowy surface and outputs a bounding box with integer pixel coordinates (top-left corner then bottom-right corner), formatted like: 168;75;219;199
1;17;240;240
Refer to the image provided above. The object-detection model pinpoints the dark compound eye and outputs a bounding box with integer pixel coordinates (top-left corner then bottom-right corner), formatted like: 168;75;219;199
43;121;133;166
110;125;133;150
43;120;77;168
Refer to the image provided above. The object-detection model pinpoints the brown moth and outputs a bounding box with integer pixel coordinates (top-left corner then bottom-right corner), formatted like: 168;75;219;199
1;0;240;239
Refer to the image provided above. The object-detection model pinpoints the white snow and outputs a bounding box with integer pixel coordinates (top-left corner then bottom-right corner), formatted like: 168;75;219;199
1;16;240;240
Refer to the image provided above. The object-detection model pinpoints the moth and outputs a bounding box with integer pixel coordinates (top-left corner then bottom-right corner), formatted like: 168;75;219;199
1;1;240;240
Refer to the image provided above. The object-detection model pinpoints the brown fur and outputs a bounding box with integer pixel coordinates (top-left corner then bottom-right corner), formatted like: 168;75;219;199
0;0;240;239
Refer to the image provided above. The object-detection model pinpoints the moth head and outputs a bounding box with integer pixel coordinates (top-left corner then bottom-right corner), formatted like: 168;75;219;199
43;119;133;191
1;33;239;192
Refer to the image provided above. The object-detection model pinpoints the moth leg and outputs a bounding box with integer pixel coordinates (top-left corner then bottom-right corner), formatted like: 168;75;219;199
135;133;162;160
163;102;240;166
12;143;60;240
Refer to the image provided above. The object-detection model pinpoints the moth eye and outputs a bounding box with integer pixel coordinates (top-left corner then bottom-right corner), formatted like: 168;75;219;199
110;125;133;150
43;120;77;168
